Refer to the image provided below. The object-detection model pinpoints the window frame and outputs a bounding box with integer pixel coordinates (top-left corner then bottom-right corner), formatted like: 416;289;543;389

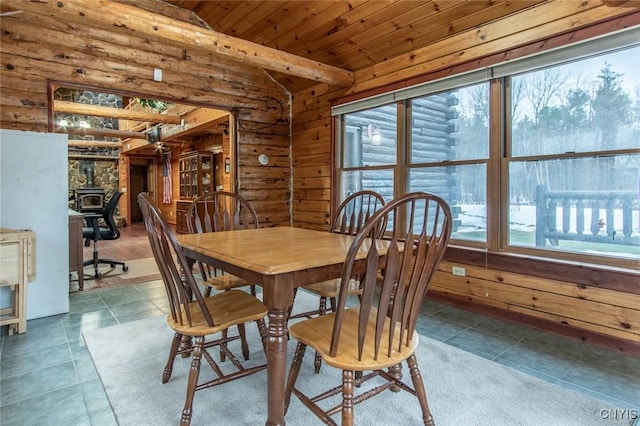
332;28;640;271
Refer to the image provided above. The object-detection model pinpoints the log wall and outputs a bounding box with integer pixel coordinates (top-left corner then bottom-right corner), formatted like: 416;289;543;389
290;3;640;350
0;5;291;227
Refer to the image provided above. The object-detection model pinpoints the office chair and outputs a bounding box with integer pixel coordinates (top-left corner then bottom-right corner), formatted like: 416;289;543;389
83;191;129;278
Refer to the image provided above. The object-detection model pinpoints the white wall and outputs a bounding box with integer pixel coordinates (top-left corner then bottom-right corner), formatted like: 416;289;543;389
0;129;69;318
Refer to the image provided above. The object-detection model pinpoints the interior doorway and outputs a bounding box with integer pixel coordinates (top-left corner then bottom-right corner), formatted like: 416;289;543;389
128;158;156;223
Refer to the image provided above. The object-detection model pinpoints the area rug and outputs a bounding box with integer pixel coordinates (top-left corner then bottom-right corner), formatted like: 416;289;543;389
76;257;161;291
84;292;633;426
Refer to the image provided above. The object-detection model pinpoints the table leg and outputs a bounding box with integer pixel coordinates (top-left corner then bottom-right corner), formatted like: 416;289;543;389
266;307;288;426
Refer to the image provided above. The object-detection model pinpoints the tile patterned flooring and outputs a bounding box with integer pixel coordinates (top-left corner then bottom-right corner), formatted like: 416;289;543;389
1;281;639;426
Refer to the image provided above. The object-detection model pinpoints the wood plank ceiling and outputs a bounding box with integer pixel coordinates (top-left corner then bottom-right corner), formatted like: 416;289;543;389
166;0;547;91
0;0;581;155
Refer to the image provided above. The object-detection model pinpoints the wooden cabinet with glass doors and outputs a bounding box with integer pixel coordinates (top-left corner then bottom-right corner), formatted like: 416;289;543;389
178;151;214;200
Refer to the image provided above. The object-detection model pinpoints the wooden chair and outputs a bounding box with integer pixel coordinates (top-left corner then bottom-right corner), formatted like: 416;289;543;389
284;192;452;426
289;190;386;373
186;191;260;361
137;193;268;426
186;191;259;298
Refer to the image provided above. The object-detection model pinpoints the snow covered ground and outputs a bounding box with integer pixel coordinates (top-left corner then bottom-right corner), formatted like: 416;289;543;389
456;204;640;236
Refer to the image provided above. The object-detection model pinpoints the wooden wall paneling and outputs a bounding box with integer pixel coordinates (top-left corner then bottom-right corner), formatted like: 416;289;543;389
303;0;429;64
433;271;640;335
0;105;48;127
265;2;358;55
291;105;333;127
294;164;331;179
217;2;285;38
438;261;639;310
292;138;332;158
238;143;290;158
350;3;634;94
248;2;336;47
431;262;640;342
429;277;640;344
238;131;290;146
293;153;332;168
292;176;331;190
1;5;292;227
293;188;332;201
238;155;290;169
241;188;291;202
291;131;331;151
117;0;211;27
238;177;290;191
0;89;48;109
347;1;543;69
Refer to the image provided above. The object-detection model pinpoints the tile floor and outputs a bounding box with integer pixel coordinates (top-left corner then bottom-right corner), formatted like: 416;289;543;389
1;281;639;426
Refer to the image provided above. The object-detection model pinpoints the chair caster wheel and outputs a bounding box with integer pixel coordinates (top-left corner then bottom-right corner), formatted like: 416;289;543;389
95;272;102;278
123;266;129;272
110;263;116;268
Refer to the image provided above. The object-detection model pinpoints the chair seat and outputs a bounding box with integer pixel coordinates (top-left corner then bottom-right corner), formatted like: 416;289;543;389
82;226;113;240
168;290;267;337
289;307;418;371
202;274;255;291
304;278;362;298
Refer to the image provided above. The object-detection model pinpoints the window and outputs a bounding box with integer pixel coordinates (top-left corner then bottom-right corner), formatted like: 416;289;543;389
333;30;639;268
337;104;397;203
409;84;489;243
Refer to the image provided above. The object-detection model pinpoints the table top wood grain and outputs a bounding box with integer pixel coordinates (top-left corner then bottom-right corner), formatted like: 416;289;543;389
176;226;385;275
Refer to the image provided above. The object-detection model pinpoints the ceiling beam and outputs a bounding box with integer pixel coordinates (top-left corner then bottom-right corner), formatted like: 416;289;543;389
160;108;229;140
54;100;182;124
54;126;145;139
68;139;121;148
5;0;355;87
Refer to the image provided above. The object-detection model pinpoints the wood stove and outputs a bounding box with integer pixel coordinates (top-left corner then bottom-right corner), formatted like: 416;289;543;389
75;160;106;213
75;187;106;213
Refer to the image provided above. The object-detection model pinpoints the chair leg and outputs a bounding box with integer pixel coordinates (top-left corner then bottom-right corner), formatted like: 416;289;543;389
237;323;250;360
314;296;328;374
341;370;355;426
162;332;182;383
250;284;257;297
286;288;299;320
220;328;228;362
203;286;212;297
284;342;307;414
181;336;203;426
256;318;268;355
389;363;403;392
407;354;435;426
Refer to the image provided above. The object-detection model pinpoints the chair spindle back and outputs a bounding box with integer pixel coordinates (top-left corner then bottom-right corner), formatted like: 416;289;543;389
186;191;258;235
332;190;386;237
330;192;452;361
138;193;214;328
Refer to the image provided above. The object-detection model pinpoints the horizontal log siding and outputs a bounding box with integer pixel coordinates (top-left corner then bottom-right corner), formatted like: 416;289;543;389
0;8;291;227
291;5;640;349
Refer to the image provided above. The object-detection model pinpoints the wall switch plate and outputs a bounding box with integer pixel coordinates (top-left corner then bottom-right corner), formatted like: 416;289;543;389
452;266;466;276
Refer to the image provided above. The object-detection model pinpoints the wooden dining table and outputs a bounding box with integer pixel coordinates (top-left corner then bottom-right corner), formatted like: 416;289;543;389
176;226;389;426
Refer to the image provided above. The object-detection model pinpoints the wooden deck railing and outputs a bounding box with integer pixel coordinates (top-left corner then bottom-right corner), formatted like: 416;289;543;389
535;185;638;247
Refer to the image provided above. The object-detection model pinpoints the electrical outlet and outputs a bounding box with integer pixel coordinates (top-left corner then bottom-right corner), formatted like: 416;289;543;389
452;266;466;277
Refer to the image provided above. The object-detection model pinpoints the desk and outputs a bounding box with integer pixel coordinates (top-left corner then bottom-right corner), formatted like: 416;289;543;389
177;226;388;426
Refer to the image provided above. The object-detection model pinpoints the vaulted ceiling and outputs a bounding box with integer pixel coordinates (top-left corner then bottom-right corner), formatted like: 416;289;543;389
165;0;547;91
